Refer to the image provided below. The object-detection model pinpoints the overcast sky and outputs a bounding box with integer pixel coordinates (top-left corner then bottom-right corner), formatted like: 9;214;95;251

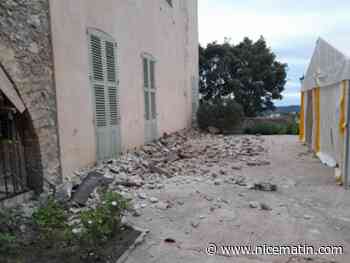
198;0;350;106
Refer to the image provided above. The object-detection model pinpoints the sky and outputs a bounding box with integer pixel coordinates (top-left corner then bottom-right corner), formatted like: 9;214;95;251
198;0;350;106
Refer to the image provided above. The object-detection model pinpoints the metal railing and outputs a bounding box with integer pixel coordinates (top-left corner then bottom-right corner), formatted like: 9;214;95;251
0;139;28;201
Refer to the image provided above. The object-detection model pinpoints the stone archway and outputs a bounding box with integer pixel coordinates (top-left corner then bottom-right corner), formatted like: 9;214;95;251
0;0;62;196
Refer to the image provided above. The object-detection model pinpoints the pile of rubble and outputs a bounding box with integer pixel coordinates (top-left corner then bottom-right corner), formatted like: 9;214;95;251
54;129;269;214
15;128;272;228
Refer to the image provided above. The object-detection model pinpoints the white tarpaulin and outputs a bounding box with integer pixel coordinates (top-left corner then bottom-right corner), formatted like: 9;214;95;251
318;83;342;167
301;38;349;183
302;38;350;91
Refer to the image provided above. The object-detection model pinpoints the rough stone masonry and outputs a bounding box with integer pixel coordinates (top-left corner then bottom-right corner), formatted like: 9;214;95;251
0;0;61;189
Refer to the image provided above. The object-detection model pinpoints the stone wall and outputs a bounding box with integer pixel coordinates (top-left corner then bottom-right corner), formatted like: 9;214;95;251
0;0;61;188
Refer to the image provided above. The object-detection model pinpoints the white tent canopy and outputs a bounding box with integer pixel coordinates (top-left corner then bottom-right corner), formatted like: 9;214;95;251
302;38;350;91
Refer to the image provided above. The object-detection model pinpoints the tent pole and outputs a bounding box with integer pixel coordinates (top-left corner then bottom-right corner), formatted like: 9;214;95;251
344;80;350;190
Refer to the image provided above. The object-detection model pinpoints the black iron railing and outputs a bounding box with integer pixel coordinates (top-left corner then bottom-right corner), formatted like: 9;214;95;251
0;140;28;201
0;108;29;201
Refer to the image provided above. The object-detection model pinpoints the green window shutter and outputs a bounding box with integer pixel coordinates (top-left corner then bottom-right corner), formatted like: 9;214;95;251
105;41;117;83
143;58;149;88
150;61;155;90
150;91;156;119
90;33;107;128
88;29;122;160
94;84;107;127
90;35;104;81
109;86;119;125
105;41;120;126
144;90;150;120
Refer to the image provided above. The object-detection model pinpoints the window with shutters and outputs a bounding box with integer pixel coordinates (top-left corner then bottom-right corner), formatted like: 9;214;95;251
88;29;120;128
142;55;157;121
88;29;121;159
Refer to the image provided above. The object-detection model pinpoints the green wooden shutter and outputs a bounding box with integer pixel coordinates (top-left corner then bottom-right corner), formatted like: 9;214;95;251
94;84;107;127
150;91;156;119
143;58;149;88
108;86;118;125
143;58;150;120
106;41;117;83
150;61;155;90
143;54;158;143
90;35;104;81
105;40;120;126
90;34;107;127
144;90;150;120
89;29;121;160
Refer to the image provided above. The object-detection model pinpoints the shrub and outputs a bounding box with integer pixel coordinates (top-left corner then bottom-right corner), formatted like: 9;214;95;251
197;99;244;132
0;209;23;255
0;233;17;254
244;119;299;135
32;197;72;245
80;191;129;247
286;120;299;135
245;122;286;135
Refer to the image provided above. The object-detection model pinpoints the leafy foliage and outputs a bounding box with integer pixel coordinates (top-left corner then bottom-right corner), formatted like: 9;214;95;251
80;191;129;247
32;197;72;245
0;191;130;261
197;98;244;132
286;119;299;135
245;119;299;135
199;37;287;117
245;123;286;135
0;233;17;254
0;209;22;254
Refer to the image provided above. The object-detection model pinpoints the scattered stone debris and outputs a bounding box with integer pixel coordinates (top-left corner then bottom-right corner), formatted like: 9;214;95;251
150;197;159;204
249;201;260;209
164;238;176;244
61;130;266;208
249;201;272;211
138;192;147;200
208;126;220;134
191;220;200;228
247;160;271;167
304;214;313;220
250;182;277;192
20;130;268;228
214;179;222;185
56;182;73;203
156;202;170;210
259;203;272;211
177;200;185;206
235;176;247;186
132;209;142;217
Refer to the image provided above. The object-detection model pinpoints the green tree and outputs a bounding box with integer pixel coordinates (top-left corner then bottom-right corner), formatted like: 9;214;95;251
199;37;287;117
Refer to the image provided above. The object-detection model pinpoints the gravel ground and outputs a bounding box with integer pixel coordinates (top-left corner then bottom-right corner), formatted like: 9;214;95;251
121;135;350;263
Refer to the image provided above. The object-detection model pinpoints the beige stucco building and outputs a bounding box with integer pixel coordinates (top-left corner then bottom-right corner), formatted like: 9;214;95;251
0;0;198;200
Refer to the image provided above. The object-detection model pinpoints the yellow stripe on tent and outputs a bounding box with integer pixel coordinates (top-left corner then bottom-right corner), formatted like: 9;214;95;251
313;87;321;153
299;91;305;141
339;80;347;136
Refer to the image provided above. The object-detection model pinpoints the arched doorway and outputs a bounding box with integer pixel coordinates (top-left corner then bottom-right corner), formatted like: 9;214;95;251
0;91;43;200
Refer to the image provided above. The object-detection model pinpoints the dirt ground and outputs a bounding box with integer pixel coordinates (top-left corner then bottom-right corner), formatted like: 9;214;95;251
124;135;350;263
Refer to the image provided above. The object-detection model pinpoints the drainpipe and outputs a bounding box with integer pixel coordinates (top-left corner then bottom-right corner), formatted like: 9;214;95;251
344;80;350;189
